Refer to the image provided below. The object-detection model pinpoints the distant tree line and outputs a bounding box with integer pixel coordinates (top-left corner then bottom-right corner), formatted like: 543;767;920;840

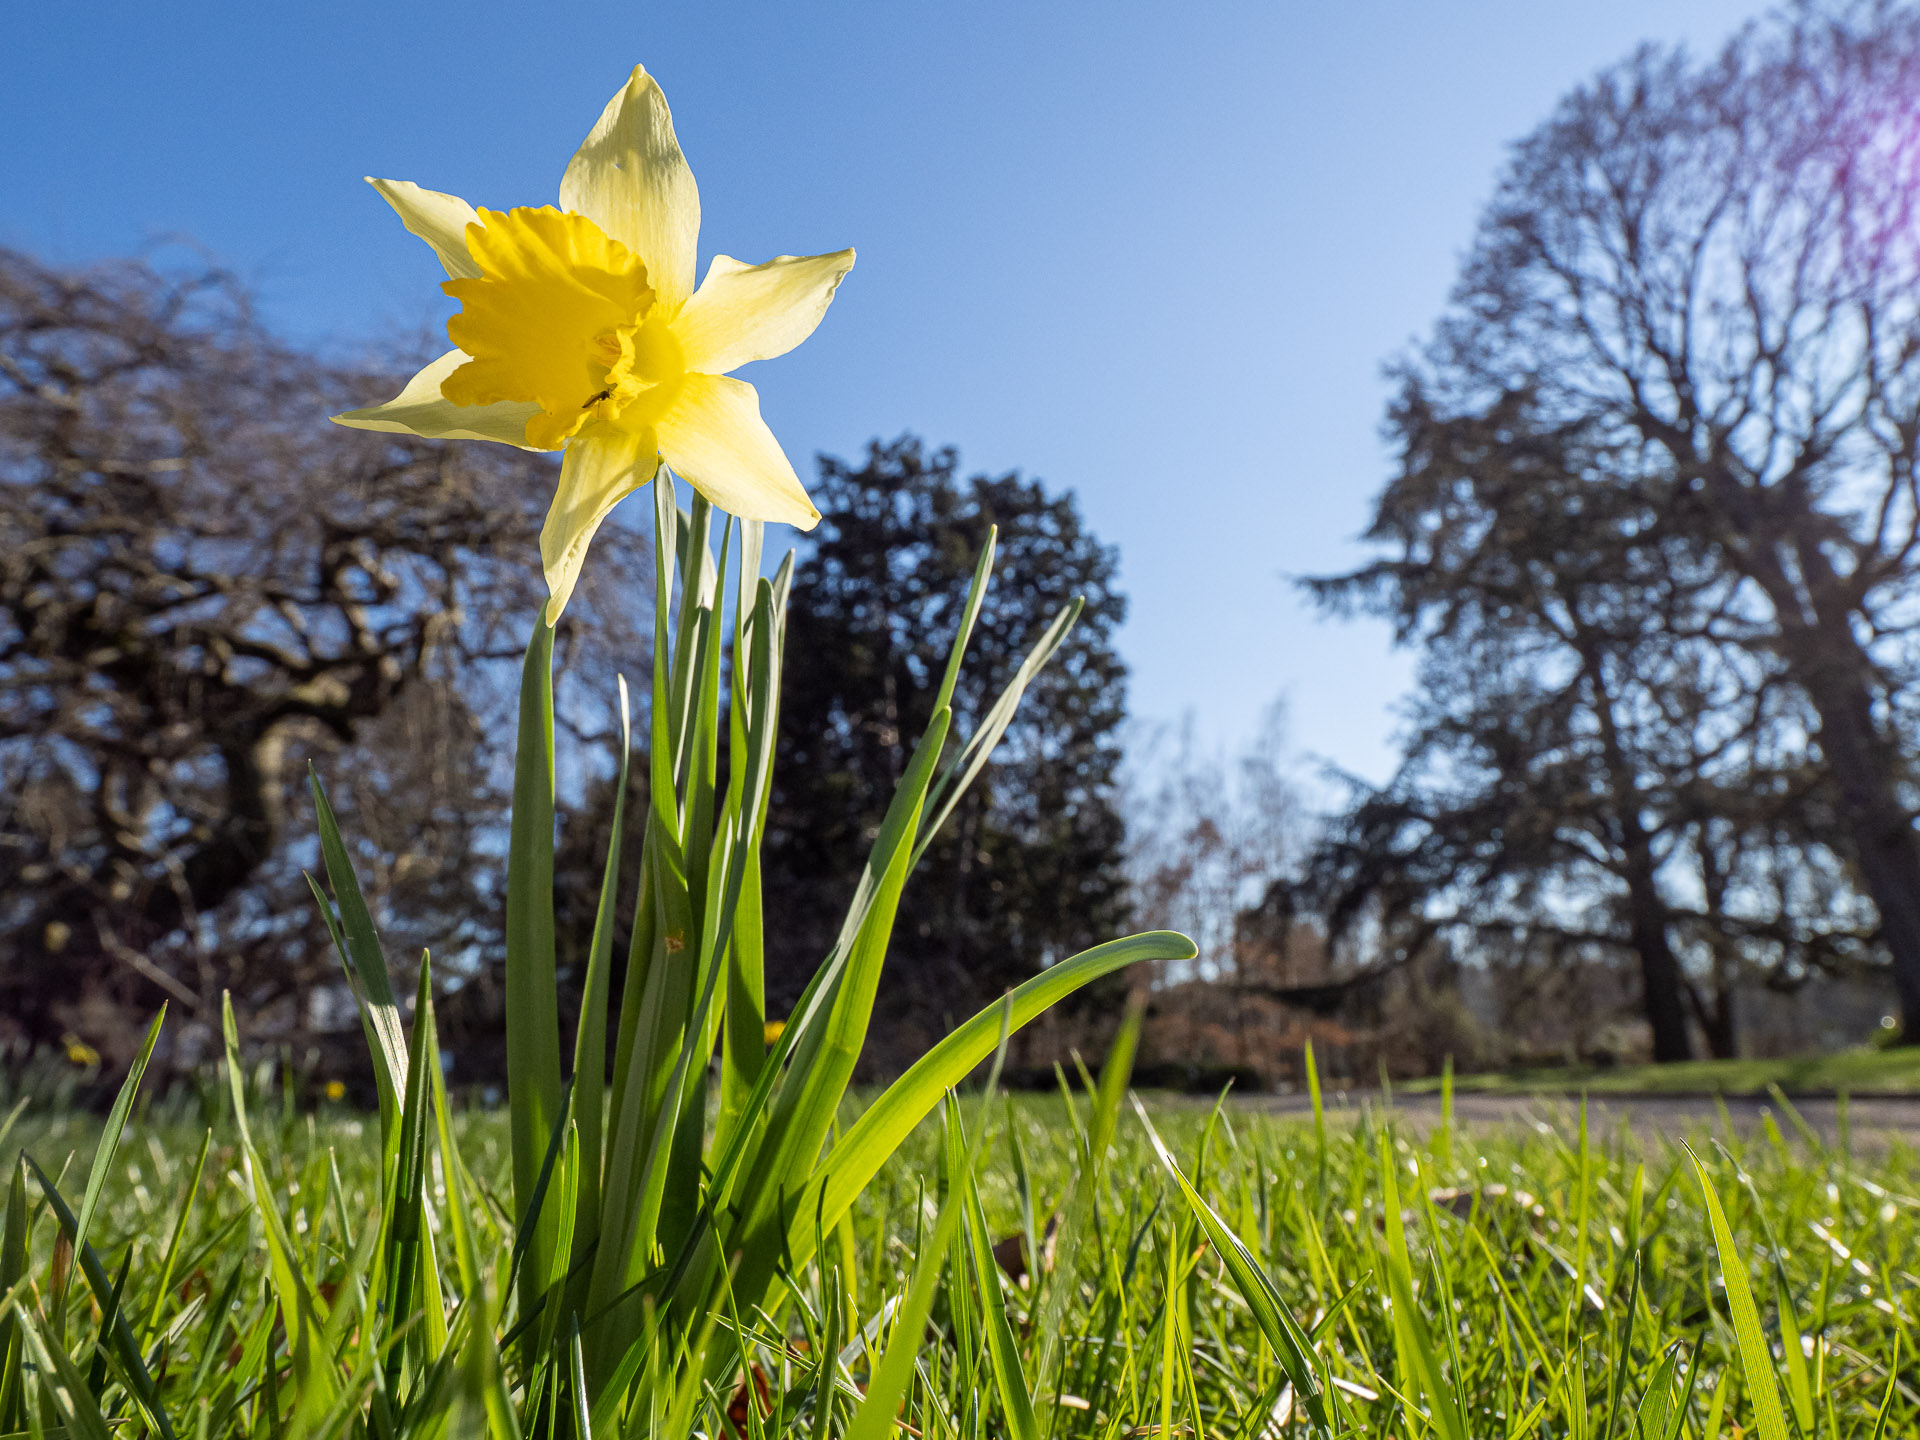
1299;0;1920;1061
23;2;1920;1085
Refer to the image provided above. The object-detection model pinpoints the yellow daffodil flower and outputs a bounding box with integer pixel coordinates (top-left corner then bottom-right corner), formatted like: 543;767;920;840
333;66;852;622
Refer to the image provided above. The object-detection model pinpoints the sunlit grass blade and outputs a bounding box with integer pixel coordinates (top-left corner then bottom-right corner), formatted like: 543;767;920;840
1632;1343;1680;1440
845;1014;1014;1440
1029;992;1141;1422
139;1126;211;1351
1871;1332;1901;1440
61;1005;163;1328
1373;1129;1467;1440
1304;1038;1327;1185
1686;1144;1790;1440
1131;1095;1333;1435
930;524;996;715
221;992;340;1429
1773;1269;1814;1436
963;1129;1041;1440
18;1312;112;1440
309;769;408;1136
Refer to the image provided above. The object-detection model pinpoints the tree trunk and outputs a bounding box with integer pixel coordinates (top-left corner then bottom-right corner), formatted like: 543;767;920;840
1697;984;1738;1059
1764;540;1920;1039
1621;845;1694;1062
1790;651;1920;1036
1578;641;1694;1061
1690;832;1741;1059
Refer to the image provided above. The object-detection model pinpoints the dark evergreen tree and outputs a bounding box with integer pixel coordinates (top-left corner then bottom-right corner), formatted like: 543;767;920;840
761;436;1131;1070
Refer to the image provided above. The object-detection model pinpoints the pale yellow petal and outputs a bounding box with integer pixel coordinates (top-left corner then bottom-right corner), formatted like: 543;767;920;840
541;428;661;624
655;374;819;529
674;250;856;375
331;349;546;447
560;66;699;308
367;178;483;280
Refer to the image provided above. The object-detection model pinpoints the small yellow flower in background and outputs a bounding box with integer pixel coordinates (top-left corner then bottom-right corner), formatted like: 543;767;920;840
334;65;853;623
324;1079;348;1103
62;1033;100;1068
763;1019;786;1047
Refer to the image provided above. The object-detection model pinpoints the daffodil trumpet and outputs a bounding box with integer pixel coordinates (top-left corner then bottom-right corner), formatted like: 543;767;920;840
334;65;852;623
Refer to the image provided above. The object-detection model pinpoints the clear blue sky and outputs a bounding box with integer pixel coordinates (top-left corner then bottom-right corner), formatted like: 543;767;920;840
4;0;1763;785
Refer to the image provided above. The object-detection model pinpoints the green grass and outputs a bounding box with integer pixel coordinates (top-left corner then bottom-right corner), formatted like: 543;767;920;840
1406;1047;1920;1096
6;1072;1917;1438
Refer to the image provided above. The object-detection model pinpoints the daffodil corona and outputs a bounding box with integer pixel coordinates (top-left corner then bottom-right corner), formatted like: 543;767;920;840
334;66;852;622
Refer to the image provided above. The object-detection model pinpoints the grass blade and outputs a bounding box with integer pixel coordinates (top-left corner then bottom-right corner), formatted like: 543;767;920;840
1131;1097;1332;1435
309;769;408;1134
221;993;340;1428
1686;1145;1790;1440
25;1160;179;1440
845;1012;1015;1440
18;1314;112;1440
1374;1129;1467;1440
914;597;1081;867
964;1138;1041;1440
1029;993;1141;1424
0;1160;25;1431
64;1005;164;1318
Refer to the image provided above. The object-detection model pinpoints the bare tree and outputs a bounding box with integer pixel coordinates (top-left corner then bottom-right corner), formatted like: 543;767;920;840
0;248;647;1064
1389;1;1920;1033
1307;386;1881;1061
1125;704;1308;1032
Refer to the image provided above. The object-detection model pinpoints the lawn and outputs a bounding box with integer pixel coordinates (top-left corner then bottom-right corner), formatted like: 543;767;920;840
5;1070;1915;1438
1408;1046;1920;1097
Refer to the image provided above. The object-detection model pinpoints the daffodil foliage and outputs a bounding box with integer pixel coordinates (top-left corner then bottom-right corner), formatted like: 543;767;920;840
296;476;1185;1434
334;66;852;623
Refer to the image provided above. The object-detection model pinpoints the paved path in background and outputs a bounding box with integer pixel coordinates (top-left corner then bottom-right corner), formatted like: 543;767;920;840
1239;1091;1920;1145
